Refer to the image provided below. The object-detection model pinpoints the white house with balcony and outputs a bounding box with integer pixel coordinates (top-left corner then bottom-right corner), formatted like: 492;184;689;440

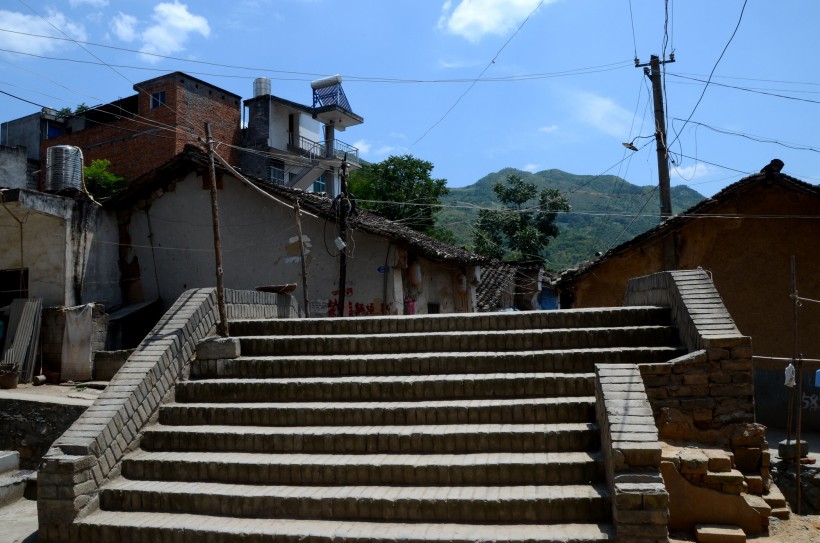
241;76;363;197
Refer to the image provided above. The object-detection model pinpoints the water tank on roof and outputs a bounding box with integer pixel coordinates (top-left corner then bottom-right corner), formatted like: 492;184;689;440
253;77;271;97
45;145;84;192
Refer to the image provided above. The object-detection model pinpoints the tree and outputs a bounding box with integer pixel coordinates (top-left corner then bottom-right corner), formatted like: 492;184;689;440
348;155;450;238
473;174;570;262
83;159;125;199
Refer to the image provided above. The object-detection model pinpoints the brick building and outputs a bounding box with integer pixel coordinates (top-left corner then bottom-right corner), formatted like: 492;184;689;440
24;72;241;184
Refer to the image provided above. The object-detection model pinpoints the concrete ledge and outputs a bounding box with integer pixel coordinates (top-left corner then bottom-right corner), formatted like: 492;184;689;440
595;363;669;542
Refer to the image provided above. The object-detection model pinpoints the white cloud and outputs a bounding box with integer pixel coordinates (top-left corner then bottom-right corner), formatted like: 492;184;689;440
138;2;210;61
111;13;139;42
353;140;400;158
353;140;372;154
438;0;552;42
523;163;540;173
0;9;87;56
672;162;712;182
538;124;558;133
69;0;109;7
375;145;397;156
573;91;632;139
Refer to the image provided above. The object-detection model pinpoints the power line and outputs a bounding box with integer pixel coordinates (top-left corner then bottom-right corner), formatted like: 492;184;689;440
0;28;633;84
671;118;820;154
408;0;546;151
668;73;820;105
668;0;748;150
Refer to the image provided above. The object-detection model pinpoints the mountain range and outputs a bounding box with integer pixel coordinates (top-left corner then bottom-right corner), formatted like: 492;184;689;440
436;168;706;271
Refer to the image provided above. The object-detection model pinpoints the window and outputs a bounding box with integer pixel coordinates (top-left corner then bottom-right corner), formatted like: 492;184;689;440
269;162;285;185
312;174;326;193
150;91;166;109
0;268;28;308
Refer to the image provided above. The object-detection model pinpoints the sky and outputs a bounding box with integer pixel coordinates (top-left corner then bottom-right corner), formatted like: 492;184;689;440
1;0;819;198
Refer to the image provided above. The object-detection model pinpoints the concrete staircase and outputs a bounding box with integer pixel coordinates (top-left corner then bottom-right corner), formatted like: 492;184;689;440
78;307;682;542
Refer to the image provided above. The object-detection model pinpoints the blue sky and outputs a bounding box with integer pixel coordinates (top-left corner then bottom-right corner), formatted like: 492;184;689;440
1;0;819;198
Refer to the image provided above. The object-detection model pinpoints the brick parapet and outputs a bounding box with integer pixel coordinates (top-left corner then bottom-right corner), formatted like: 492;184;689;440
595;363;669;543
36;288;297;542
624;270;754;431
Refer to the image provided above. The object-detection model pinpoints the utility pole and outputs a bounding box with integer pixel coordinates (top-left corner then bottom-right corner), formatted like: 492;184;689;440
337;157;350;318
204;122;229;337
636;54;675;219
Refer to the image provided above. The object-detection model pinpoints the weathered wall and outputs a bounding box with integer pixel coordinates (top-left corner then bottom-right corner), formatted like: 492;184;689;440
120;171;473;316
566;182;820;430
1;113;43;162
80;207;121;308
569;183;820;362
0;145;30;189
0;202;66;306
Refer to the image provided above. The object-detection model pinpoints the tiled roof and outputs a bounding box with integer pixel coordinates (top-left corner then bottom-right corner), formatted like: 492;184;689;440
107;145;488;267
557;167;820;285
476;261;516;311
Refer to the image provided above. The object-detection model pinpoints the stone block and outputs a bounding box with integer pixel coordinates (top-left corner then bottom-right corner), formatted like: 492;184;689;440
703;449;733;472
695;524;746;543
196;336;241;360
733;447;761;472
679;450;709;474
745;475;763;495
778;439;808;460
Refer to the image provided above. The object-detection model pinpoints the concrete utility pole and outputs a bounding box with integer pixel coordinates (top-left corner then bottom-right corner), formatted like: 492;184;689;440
637;54;675;219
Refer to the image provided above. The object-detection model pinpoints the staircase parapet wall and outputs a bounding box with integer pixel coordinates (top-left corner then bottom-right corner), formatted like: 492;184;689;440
36;288;297;542
624;270;755;433
595;363;669;543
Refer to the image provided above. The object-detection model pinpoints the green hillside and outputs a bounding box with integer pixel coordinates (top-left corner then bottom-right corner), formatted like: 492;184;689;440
437;168;705;271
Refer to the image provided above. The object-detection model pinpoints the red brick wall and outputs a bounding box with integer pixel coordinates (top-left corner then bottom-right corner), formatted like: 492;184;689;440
41;75;240;184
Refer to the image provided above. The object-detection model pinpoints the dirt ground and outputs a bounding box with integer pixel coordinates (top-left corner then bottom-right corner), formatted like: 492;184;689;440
765;513;820;542
669;512;820;542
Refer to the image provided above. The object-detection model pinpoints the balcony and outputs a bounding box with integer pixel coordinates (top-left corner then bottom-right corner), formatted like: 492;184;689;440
294;135;359;166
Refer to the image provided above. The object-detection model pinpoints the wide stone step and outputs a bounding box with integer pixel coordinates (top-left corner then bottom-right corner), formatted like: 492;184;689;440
77;511;617;543
122;450;604;486
159;397;596;426
190;347;683;379
230;306;670;336
141;423;599;454
239;326;678;356
100;480;611;523
175;373;594;403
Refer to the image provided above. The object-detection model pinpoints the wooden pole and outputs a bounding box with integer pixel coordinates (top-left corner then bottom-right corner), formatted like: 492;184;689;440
791;255;802;514
204;122;229;337
337;158;349;318
294;200;310;318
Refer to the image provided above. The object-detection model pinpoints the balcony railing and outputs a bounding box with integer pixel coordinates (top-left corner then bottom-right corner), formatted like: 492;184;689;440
295;135;359;165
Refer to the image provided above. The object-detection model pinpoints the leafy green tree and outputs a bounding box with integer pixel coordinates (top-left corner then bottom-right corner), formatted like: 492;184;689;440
348;155;450;238
83;159;125;199
473;174;570;261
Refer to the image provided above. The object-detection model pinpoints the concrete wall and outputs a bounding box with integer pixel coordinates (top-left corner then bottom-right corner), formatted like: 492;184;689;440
0;202;66;306
0;192;120;309
119;171;474;316
1;113;45;162
0;145;30;189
